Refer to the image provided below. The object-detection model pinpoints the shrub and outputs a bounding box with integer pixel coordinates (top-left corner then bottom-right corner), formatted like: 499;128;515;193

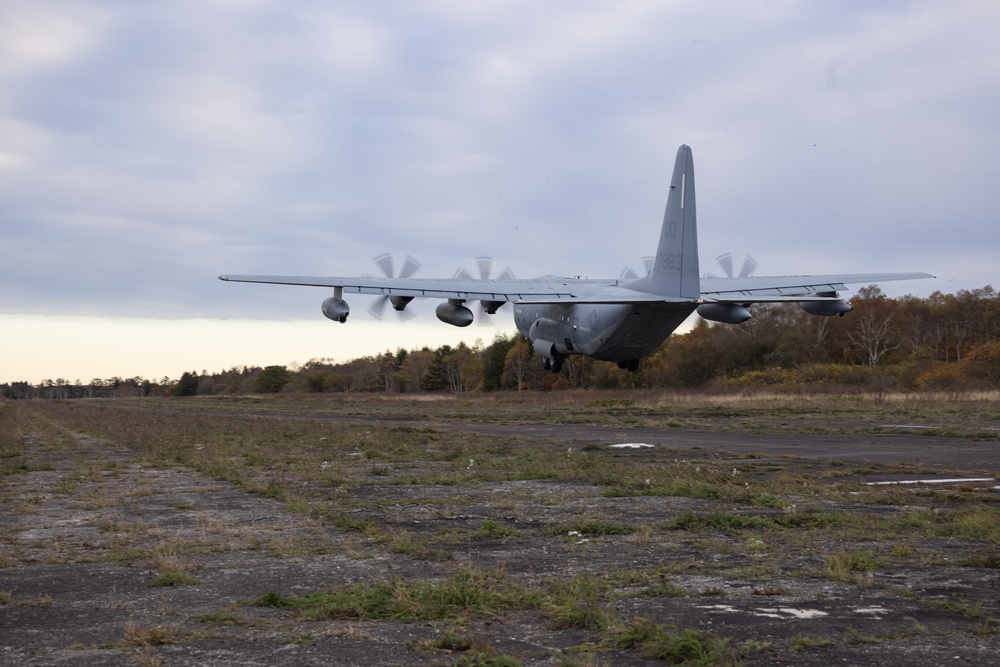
255;365;291;393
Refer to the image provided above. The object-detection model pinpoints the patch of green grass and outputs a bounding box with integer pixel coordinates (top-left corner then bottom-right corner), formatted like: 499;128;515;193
613;616;661;650
638;580;688;598
454;652;522;667
587;398;634;409
329;513;375;533
122;623;182;647
426;626;474;652
961;553;1000;568
257;567;540;622
826;550;880;584
195;611;249;626
773;510;860;529
152;571;200;587
416;629;524;666
828;550;879;571
666;510;772;532
746;493;786;508
971;621;1000;636
927;507;1000;543
284;500;313;513
472;518;516;539
261;481;287;499
545;574;615;631
603;476;732;500
377;530;453;561
844;627;879;644
559;520;636;536
106;548;151;563
790;633;833;651
614;618;730;664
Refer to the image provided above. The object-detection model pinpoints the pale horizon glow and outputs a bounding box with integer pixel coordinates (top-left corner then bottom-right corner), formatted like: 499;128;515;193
1;314;515;385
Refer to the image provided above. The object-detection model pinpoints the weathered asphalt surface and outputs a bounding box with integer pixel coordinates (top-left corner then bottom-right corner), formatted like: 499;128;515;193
2;410;998;666
415;420;1000;472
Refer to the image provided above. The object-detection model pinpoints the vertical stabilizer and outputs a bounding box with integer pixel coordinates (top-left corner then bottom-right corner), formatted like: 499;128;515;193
628;145;701;299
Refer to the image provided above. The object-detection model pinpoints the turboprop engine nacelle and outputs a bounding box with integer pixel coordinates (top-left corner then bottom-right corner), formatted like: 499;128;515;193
800;300;853;317
533;338;558;359
436;301;474;327
697;303;752;324
321;297;350;323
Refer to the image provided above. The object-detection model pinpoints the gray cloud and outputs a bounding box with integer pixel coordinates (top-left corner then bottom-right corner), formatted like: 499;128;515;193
1;0;997;325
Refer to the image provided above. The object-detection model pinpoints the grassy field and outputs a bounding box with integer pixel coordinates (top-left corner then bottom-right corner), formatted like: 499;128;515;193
53;388;1000;437
1;391;999;665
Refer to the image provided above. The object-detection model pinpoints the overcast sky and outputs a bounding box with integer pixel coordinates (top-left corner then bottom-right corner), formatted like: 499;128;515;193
2;1;997;383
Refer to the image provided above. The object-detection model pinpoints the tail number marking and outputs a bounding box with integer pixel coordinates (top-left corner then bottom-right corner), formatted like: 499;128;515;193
656;252;683;271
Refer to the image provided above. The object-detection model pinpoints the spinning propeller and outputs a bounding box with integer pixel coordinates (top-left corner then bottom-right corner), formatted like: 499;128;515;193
620;256;655;281
368;253;421;320
707;252;758;278
454;256;515;321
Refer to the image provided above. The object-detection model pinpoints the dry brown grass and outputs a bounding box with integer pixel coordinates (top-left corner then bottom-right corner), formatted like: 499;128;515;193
147;547;198;574
121;622;182;647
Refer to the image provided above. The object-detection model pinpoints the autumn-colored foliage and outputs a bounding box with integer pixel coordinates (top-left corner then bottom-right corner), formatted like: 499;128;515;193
5;286;999;398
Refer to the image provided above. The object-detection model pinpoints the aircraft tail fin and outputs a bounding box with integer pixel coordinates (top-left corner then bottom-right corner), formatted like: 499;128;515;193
627;145;701;299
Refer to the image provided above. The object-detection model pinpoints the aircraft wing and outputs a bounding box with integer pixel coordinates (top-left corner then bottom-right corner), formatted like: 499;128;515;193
220;271;934;306
218;274;618;303
699;272;935;301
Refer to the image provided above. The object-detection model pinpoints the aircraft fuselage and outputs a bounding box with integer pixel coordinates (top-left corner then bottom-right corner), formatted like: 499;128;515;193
514;301;697;367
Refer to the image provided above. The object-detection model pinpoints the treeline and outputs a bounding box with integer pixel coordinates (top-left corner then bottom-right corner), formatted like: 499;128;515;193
2;376;161;400
4;286;999;399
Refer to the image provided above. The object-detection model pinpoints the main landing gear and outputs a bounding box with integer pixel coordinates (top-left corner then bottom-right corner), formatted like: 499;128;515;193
543;355;638;374
543;352;564;374
617;359;640;372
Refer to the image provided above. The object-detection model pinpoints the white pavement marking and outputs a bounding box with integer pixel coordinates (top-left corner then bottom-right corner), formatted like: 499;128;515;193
865;478;994;486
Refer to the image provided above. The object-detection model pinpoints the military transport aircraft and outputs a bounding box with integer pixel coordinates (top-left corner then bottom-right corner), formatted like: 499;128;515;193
219;145;932;373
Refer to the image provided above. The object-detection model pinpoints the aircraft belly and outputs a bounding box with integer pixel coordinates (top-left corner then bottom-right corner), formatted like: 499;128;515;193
590;303;696;362
517;302;695;362
571;304;630;356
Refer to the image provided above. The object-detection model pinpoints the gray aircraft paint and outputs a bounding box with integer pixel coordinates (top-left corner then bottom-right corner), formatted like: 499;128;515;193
625;144;700;299
219;145;933;372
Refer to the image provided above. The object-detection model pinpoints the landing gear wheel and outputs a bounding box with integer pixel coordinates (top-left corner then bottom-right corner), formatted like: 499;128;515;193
551;355;564;374
617;359;640;372
542;358;551;371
